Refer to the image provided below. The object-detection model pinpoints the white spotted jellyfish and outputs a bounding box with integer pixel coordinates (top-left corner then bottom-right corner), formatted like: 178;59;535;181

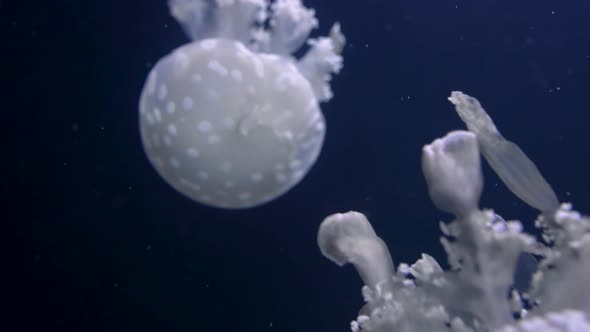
139;0;344;209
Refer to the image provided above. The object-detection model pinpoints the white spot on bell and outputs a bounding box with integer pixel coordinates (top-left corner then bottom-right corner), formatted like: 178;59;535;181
147;71;157;95
157;84;167;100
163;135;172;146
169;157;180;168
201;39;217;50
191;73;202;83
183;97;193;110
153;108;162;123
186;147;199;158
208;135;221;144
276;173;287;183
166;101;176;114
208;60;228;77
198;121;212;133
220;161;232;173
145;113;155;125
238;192;252;201
222;117;235;129
230;69;243;82
167;124;177;136
180;177;201;192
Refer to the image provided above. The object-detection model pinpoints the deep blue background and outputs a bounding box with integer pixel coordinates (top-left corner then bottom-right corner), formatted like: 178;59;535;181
7;0;590;331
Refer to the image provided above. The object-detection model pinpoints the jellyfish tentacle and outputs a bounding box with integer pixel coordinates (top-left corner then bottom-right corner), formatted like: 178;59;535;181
266;0;318;55
169;0;267;45
297;23;345;102
449;91;559;212
318;211;395;290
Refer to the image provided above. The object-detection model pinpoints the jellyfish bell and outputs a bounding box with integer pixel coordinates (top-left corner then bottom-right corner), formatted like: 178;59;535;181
139;39;324;208
139;0;344;209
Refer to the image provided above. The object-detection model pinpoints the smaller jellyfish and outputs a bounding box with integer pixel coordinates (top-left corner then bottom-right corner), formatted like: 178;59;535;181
139;0;345;209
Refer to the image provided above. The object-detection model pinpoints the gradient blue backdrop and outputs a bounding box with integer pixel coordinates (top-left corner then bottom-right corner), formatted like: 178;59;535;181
8;0;590;331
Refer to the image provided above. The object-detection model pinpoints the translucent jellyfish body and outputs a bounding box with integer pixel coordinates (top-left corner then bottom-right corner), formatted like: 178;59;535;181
139;0;344;208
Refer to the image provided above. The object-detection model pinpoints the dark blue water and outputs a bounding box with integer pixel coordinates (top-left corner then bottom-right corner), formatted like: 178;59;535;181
8;0;590;331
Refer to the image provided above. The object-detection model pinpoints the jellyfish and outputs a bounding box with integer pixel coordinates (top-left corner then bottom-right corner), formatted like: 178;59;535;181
139;0;345;209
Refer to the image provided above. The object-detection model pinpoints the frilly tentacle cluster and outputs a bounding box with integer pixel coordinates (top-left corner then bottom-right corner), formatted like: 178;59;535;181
319;92;590;331
168;0;344;101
